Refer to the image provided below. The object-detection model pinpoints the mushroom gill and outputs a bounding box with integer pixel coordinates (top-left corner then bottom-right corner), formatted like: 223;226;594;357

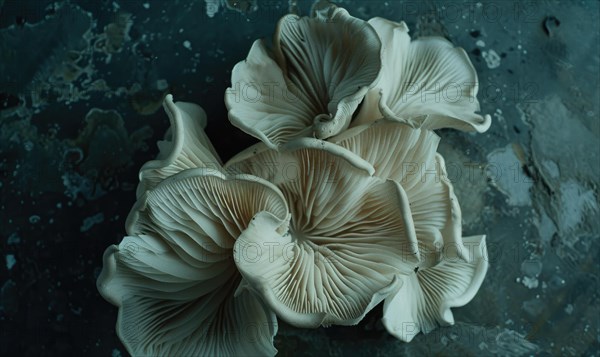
225;3;382;148
352;18;491;133
97;95;288;356
329;119;489;341
226;139;419;327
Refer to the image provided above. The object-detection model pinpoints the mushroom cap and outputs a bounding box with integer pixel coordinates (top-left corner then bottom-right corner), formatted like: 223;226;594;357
330;119;465;266
382;235;489;342
329;120;488;341
225;3;382;148
136;94;222;198
98;95;289;356
226;138;420;328
98;170;290;356
353;18;491;133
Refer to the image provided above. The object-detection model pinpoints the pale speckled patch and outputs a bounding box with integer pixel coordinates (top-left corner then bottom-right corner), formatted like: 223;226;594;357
486;144;532;206
437;138;488;230
482;49;501;69
557;179;597;234
520;96;599;185
541;160;560;179
535;208;557;245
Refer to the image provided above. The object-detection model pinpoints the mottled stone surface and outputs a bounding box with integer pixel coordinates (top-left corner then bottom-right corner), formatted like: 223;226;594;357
0;0;598;355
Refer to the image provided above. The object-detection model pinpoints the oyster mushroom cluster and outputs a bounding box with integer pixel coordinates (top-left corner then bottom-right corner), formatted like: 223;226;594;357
97;3;491;356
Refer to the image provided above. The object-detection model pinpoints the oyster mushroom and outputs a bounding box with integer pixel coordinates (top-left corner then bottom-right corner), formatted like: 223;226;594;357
353;18;491;133
329;119;489;341
135;94;222;197
382;234;488;342
225;3;382;148
225;138;420;327
330;119;464;265
97;95;288;356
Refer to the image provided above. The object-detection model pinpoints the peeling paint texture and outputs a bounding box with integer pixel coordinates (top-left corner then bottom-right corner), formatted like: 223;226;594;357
0;0;598;355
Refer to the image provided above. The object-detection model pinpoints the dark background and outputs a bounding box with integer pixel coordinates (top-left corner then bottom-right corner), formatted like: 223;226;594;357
1;0;598;355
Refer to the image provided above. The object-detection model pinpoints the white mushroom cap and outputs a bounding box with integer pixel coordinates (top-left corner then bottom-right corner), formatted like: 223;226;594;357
331;119;465;266
225;3;382;148
353;18;491;133
382;235;489;342
225;138;420;328
98;95;290;356
136;94;222;198
330;119;488;341
98;170;290;356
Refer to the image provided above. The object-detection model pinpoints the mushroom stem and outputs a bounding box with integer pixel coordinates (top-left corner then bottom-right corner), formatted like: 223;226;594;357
313;113;347;139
